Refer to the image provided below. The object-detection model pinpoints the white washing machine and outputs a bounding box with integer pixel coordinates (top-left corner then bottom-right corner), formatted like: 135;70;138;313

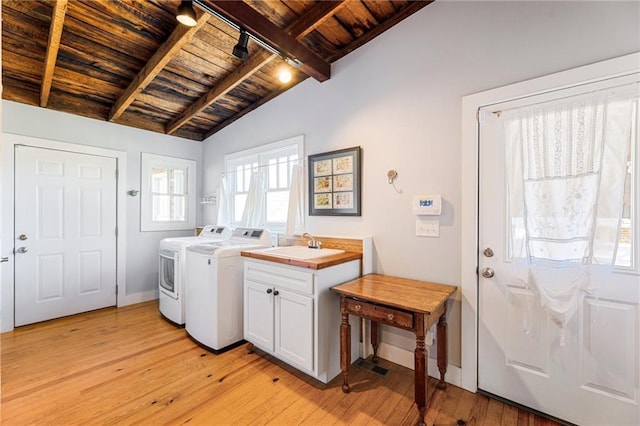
185;227;272;352
158;225;232;325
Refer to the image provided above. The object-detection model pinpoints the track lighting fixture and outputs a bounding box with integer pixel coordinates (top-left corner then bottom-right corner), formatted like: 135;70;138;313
278;67;292;83
232;30;250;60
176;0;197;27
176;0;306;81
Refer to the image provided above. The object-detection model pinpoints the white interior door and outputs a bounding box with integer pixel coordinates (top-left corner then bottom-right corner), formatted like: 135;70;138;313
14;145;117;326
478;77;640;425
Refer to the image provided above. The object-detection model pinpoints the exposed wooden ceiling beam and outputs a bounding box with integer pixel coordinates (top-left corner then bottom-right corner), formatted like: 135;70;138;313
108;12;209;122
327;1;435;63
166;50;274;135
203;78;305;140
166;1;345;136
198;0;332;82
40;0;68;108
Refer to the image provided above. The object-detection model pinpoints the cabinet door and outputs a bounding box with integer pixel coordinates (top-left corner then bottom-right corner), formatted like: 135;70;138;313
244;280;274;351
275;289;314;372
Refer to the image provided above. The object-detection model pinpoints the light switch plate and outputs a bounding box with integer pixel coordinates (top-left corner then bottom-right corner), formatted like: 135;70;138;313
416;220;439;237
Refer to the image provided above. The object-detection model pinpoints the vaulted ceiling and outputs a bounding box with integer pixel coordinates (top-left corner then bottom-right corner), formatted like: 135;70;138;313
2;0;433;141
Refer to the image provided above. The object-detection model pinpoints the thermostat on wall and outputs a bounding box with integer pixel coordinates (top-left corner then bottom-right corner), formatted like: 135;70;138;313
412;194;442;215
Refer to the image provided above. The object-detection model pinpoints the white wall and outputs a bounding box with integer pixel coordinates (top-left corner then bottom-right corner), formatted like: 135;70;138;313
1;102;203;329
201;1;640;369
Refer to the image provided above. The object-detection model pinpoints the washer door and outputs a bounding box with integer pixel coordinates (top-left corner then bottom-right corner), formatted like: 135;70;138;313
159;250;179;299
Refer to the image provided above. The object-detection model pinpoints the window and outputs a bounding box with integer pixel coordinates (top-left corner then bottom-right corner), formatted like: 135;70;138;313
226;135;303;232
141;153;196;231
617;98;638;267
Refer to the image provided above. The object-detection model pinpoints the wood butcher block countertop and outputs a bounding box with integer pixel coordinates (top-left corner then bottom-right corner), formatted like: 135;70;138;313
332;274;457;314
241;249;362;270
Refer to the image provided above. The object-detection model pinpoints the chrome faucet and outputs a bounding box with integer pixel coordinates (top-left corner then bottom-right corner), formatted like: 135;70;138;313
302;232;322;249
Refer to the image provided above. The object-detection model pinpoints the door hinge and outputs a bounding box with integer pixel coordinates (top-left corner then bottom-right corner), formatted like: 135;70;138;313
115;226;118;237
115;168;119;179
115;285;118;295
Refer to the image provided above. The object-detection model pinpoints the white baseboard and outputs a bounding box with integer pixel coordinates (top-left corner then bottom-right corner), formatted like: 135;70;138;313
117;289;158;307
377;341;462;387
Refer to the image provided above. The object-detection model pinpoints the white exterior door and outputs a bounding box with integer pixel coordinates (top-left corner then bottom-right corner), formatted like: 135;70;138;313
14;145;117;326
477;77;639;425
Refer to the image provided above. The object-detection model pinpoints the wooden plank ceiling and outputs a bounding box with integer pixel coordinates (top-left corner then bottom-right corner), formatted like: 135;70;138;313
2;0;433;141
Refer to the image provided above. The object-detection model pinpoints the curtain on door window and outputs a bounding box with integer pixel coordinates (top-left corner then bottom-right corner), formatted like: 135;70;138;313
504;87;636;328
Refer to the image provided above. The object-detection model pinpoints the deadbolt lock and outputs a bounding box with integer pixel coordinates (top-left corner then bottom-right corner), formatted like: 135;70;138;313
481;267;495;278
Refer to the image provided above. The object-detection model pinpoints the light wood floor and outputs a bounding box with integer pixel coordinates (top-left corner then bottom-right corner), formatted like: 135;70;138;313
1;301;560;425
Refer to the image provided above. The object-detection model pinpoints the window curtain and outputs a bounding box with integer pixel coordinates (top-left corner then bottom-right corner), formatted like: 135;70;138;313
216;176;232;226
285;164;305;236
240;169;267;228
504;89;635;328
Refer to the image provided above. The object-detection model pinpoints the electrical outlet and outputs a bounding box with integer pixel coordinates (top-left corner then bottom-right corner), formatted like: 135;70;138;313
416;220;439;237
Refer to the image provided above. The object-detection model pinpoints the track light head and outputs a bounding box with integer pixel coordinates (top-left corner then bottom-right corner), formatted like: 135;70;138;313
176;0;197;27
233;30;250;60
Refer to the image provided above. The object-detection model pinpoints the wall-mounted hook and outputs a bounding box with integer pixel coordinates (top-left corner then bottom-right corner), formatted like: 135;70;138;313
127;190;139;197
387;170;398;184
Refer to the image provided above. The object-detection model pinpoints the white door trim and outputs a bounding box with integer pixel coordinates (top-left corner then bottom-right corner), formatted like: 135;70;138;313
1;133;127;332
460;52;640;393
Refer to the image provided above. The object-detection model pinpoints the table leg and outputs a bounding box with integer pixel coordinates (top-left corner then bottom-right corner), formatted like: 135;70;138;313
414;314;426;426
340;298;351;393
437;308;448;390
371;320;379;363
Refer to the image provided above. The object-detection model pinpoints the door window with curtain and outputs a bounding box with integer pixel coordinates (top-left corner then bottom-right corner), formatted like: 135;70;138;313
225;135;303;232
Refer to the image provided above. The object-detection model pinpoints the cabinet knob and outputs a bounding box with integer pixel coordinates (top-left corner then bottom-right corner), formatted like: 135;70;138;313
274;290;279;296
387;313;394;321
354;304;361;311
266;288;273;294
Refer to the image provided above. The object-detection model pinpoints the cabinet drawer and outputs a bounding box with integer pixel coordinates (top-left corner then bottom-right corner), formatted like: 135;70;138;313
344;298;413;329
245;260;314;295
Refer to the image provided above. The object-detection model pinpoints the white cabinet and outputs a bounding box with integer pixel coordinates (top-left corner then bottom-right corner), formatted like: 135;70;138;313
244;280;274;350
243;258;360;383
275;288;313;371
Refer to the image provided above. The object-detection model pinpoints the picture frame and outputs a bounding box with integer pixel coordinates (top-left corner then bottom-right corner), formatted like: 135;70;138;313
308;146;361;216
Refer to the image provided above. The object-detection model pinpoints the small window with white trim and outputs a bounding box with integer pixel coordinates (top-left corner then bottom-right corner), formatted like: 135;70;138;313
226;135;303;233
141;153;196;231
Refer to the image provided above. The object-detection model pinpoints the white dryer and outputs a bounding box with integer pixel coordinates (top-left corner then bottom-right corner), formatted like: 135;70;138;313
158;225;232;325
185;227;271;352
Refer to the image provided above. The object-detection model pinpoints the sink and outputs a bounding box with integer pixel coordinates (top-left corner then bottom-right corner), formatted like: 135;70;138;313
259;246;345;260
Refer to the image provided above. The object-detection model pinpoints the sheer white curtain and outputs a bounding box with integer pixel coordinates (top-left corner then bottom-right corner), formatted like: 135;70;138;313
216;176;232;226
504;89;635;328
285;164;305;236
240;169;267;227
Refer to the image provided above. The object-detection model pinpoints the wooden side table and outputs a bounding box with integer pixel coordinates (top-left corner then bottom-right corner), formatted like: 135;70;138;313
331;274;457;426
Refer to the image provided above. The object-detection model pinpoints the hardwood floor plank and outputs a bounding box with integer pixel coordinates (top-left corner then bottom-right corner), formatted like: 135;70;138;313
501;403;519;426
1;301;560;425
467;393;490;425
486;397;505;425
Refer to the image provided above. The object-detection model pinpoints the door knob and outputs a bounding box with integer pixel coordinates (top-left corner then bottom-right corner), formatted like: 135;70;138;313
16;247;28;254
481;267;494;278
19;234;28;241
